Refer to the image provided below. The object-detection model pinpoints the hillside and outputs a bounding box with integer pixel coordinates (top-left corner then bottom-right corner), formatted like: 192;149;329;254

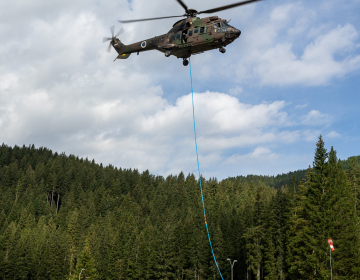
227;155;360;189
0;140;359;279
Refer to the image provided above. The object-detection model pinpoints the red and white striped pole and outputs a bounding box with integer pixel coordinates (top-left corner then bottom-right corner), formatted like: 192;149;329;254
328;239;334;280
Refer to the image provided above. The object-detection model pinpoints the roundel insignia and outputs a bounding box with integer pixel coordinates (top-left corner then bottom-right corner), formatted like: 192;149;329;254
141;41;146;48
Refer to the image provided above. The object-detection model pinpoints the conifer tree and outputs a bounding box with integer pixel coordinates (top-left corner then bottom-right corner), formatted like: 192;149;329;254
73;238;99;280
67;209;80;278
244;187;264;280
286;168;312;279
327;148;360;278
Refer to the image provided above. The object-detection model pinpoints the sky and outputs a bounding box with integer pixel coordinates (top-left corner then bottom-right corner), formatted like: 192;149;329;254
0;0;360;180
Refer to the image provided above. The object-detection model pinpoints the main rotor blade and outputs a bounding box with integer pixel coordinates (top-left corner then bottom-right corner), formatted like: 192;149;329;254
119;15;184;24
198;0;262;15
110;25;115;37
103;37;112;43
106;43;112;53
115;28;124;38
175;0;188;13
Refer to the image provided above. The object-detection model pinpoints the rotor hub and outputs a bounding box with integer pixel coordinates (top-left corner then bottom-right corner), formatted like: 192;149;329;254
186;9;198;17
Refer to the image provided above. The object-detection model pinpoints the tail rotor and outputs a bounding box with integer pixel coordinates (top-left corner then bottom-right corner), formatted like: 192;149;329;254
103;25;124;53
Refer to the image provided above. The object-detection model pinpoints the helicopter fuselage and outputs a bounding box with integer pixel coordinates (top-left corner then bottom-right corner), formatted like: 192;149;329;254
112;16;241;60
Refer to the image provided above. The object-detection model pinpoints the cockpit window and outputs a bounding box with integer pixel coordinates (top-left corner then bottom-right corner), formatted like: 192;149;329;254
176;33;181;39
189;29;193;36
194;28;198;33
222;22;231;32
213;22;221;29
200;26;205;33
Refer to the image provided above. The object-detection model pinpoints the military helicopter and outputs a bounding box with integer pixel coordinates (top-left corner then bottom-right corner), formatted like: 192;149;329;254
103;0;262;66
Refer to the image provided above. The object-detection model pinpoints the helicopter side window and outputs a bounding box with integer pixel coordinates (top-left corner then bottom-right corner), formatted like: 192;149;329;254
194;28;198;34
176;33;181;40
170;34;175;41
161;37;164;42
200;26;204;34
188;29;193;36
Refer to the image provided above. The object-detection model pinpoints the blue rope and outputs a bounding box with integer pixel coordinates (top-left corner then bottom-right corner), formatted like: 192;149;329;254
189;58;224;280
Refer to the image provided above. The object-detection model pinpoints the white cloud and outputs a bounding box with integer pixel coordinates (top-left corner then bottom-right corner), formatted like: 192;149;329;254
223;147;280;169
303;129;321;142
0;74;18;91
295;103;308;109
228;86;243;96
326;131;340;138
270;3;298;24
255;24;360;86
232;0;360;87
251;147;277;158
0;71;327;177
301;110;331;126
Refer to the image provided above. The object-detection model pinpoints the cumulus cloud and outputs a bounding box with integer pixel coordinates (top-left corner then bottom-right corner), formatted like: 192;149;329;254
254;24;360;86
300;110;331;126
326;131;340;138
228;86;243;96
232;1;360;86
295;103;308;109
225;146;279;164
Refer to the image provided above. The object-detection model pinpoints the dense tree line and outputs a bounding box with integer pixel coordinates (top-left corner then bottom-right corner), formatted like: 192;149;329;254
229;155;360;190
0;137;359;279
228;170;307;190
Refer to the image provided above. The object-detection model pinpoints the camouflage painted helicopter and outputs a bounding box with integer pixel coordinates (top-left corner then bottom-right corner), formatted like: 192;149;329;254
103;0;262;66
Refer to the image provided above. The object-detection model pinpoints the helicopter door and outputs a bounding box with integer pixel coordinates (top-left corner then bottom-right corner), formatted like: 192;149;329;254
181;29;189;44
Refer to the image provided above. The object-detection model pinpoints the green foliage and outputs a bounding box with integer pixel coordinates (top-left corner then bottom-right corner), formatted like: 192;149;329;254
73;238;99;280
0;142;359;279
228;170;307;190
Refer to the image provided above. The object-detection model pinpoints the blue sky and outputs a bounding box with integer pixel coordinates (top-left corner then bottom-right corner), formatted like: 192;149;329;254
0;0;359;179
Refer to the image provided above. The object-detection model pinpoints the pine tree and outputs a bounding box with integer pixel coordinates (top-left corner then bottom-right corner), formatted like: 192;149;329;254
244;187;264;280
67;209;80;278
301;135;330;278
286;168;312;279
73;238;99;280
346;157;360;216
327;148;360;278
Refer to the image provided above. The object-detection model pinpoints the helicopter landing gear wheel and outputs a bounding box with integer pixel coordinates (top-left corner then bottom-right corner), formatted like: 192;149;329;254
219;47;226;53
165;50;172;57
183;59;189;66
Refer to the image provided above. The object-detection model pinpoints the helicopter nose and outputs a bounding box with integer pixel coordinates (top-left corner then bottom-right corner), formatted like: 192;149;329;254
235;29;241;37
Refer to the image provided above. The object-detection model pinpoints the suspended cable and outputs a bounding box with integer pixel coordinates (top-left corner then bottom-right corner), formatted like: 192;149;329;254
189;58;224;280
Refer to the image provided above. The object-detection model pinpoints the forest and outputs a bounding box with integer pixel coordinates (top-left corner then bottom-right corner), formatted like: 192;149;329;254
0;136;359;280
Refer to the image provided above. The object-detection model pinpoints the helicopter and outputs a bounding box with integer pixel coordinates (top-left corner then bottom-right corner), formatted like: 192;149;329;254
103;0;262;66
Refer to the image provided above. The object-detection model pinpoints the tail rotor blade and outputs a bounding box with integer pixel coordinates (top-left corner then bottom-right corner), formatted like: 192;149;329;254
103;37;112;43
115;28;124;38
106;43;112;53
110;25;115;38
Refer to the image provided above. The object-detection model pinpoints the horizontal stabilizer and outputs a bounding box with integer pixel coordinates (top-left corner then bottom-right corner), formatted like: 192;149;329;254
116;53;131;60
